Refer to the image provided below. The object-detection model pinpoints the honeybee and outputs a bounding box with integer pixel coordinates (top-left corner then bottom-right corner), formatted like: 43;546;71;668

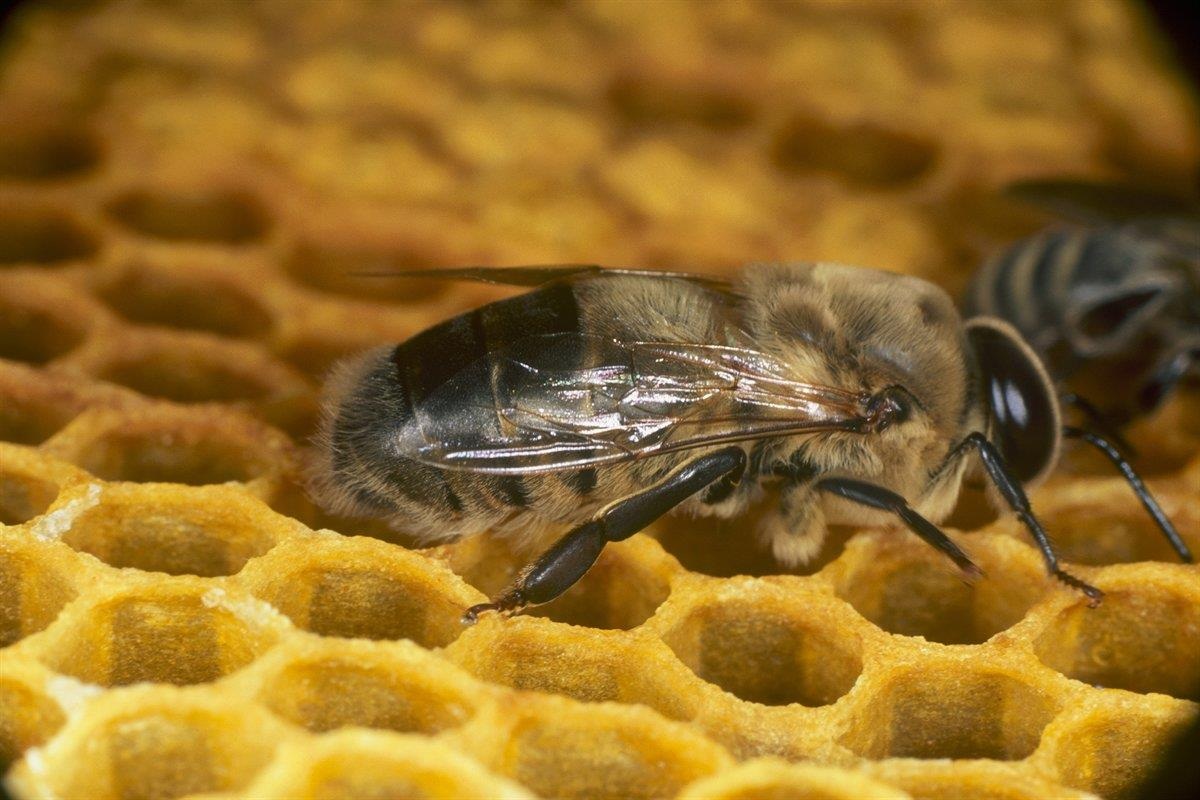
314;262;1184;622
964;179;1196;564
966;178;1199;425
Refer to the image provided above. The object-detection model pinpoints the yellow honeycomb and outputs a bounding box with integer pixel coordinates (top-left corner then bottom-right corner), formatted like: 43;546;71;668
2;1;1199;798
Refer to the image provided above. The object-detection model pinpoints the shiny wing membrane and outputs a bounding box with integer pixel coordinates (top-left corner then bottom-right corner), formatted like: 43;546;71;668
411;332;870;474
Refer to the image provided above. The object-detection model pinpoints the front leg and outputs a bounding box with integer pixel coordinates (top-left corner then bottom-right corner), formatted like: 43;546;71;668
954;432;1103;605
463;447;747;623
919;433;1103;603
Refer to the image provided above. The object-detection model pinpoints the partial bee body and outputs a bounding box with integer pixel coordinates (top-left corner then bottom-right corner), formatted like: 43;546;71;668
965;179;1200;422
315;262;1188;622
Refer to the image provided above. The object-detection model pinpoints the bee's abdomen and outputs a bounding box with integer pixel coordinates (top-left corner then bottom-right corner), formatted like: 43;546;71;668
322;281;606;539
320;347;471;536
966;229;1079;346
966;226;1178;378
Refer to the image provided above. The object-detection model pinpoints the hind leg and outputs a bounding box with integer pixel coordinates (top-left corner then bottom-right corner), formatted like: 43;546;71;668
463;447;746;622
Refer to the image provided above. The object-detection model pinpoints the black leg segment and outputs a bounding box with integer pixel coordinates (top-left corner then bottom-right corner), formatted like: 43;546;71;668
463;447;747;623
1060;392;1135;456
959;432;1104;606
1063;425;1192;563
815;477;982;579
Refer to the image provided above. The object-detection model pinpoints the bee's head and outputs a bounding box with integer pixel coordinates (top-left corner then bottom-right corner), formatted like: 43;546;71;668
964;317;1061;487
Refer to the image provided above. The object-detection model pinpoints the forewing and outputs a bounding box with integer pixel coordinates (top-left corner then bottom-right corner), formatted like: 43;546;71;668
412;333;869;474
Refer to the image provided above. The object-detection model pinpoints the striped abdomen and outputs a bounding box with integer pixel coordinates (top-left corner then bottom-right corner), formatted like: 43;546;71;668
316;279;691;542
964;224;1188;381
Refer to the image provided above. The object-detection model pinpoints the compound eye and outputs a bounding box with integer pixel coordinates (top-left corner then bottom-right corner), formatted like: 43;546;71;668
965;318;1061;486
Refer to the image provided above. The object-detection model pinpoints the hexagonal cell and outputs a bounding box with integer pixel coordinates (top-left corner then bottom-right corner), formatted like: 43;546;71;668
94;345;284;404
57;483;289;577
447;617;698;720
242;536;479;647
659;589;863;707
0;207;99;266
95;263;274;339
285;240;452;303
841;665;1059;761
6;686;293;800
465;696;730;800
255;644;479;734
1033;484;1199;567
0;454;64;526
0;390;78;445
0;535;77;646
1034;584;1200;700
0;660;67;766
0;126;101;180
36;583;281;686
50;407;285;488
105;188;270;244
606;73;756;131
244;730;532;800
770;113;938;187
0;290;90;365
1049;699;1197;800
0;366;87;445
829;532;1045;645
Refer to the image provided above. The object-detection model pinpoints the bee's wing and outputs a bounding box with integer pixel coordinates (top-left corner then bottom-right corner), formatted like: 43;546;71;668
412;333;869;475
1005;178;1200;225
349;264;734;289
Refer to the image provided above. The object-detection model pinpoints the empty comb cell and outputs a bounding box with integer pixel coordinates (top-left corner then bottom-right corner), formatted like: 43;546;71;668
1033;567;1200;701
28;580;286;687
239;534;483;646
4;685;296;800
656;580;867;708
0;446;83;528
827;530;1047;645
0;274;101;367
453;694;733;800
46;482;298;578
840;659;1062;761
446;615;702;721
241;634;484;734
42;405;293;490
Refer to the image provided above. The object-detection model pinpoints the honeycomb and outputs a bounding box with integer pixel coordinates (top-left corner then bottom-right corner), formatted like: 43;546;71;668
1;1;1198;798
